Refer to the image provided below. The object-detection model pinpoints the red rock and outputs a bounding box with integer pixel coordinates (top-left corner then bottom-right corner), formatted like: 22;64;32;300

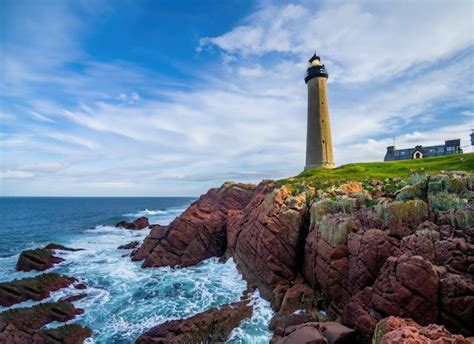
74;283;87;290
347;228;399;295
116;217;150;230
16;243;81;272
271;322;327;344
0;273;76;307
131;225;167;261
140;182;255;268
434;237;473;274
374;316;470;344
131;217;150;230
303;216;350;305
226;182;307;307
118;241;140;250
342;287;381;342
0;301;91;344
271;322;355;344
439;273;474;337
135;300;252;343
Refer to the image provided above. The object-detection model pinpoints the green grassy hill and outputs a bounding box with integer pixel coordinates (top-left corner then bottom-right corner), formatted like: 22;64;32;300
278;153;474;190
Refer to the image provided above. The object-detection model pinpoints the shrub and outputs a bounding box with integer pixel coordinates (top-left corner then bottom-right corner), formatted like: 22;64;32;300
387;200;429;229
317;213;350;245
429;192;468;214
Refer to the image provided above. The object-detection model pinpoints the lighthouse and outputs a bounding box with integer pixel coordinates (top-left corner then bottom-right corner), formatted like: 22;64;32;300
304;53;335;169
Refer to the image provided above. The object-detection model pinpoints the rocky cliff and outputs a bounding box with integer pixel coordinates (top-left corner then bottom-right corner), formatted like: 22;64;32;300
134;155;474;343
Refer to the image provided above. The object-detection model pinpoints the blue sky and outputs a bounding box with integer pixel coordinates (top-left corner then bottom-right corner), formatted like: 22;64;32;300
1;0;473;196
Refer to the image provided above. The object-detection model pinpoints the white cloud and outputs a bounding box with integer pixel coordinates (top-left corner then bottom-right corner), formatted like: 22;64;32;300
1;170;35;179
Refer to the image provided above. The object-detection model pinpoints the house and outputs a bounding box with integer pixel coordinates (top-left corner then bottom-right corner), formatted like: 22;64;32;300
384;139;463;161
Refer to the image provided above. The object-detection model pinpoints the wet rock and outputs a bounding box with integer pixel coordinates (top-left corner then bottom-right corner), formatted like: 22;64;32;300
135;300;252;343
0;273;76;307
17;243;81;272
74;283;87;290
115;217;149;230
40;324;92;344
131;225;167;261
59;293;87;303
373;316;470;344
140;182;255;268
118;241;140;250
0;301;90;344
225;182;307;307
17;248;64;272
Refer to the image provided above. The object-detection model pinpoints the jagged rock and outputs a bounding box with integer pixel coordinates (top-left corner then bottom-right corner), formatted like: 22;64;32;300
0;301;90;344
135;300;252;343
373;316;470;344
271;321;355;344
0;273;77;307
118;241;140;250
347;228;399;295
434;236;474;274
225;182;308;307
16;243;81;272
59;293;87;303
115;217;149;230
439;273;474;337
342;287;380;342
343;254;441;341
131;225;167;261
43;243;82;251
40;324;92;344
270;276;318;330
303;212;350;305
140;182;255;268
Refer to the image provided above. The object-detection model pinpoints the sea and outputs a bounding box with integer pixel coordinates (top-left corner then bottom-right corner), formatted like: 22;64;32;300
0;197;274;343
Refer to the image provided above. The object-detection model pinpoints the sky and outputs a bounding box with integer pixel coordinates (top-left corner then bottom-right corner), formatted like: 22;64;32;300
0;0;473;196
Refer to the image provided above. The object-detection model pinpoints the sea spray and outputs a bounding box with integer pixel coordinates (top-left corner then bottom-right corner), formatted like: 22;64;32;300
0;200;274;343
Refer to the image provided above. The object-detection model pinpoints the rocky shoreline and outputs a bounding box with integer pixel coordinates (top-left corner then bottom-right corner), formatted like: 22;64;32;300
132;172;473;343
1;171;473;343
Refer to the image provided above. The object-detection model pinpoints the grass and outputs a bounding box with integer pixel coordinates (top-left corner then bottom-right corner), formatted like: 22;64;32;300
277;153;474;190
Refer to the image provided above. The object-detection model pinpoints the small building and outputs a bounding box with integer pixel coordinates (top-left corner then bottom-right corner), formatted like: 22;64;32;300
384;139;463;161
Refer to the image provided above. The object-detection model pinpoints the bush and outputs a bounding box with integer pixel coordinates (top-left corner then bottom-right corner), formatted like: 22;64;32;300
317;213;350;245
429;192;468;214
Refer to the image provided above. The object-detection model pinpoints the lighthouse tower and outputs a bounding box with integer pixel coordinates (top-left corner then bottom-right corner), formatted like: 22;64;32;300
304;53;335;169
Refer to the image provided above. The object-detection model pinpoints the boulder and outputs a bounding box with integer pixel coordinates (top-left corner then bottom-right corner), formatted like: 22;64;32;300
140;182;255;268
347;228;399;295
16;243;81;272
135;300;252;343
131;225;167;261
343;254;441;340
118;241;140;250
0;301;91;344
373;316;470;344
271;321;355;344
0;273;77;307
115;216;149;230
303;212;350;305
439;273;474;337
226;182;308;307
